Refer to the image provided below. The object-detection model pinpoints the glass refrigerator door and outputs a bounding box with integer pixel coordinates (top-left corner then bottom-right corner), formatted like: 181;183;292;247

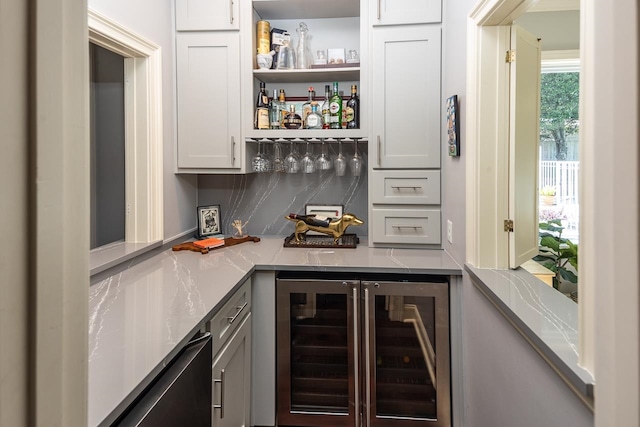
276;278;359;427
363;280;450;427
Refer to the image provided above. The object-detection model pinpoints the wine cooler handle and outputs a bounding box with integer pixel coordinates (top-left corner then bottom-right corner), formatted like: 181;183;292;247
364;286;371;427
229;0;234;24
352;285;360;427
213;368;225;418
376;135;381;167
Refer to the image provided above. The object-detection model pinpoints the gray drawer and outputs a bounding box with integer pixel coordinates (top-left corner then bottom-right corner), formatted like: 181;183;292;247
370;170;440;205
207;278;251;356
371;208;441;244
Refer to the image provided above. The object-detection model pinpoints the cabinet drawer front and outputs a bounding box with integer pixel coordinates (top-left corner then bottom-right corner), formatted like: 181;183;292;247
372;209;441;244
371;170;440;204
208;278;251;355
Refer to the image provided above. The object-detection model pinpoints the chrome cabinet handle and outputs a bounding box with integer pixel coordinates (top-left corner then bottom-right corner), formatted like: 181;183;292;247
352;285;360;427
364;286;371;427
391;186;423;190
377;135;381;167
229;0;234;24
213;369;225;418
392;225;423;230
377;0;381;20
231;136;236;166
226;302;247;324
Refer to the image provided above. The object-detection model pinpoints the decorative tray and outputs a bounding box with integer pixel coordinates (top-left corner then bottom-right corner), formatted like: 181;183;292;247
172;236;260;254
283;233;359;249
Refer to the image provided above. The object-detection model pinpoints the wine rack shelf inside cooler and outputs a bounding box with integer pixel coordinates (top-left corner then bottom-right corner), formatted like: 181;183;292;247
374;296;437;419
290;296;350;413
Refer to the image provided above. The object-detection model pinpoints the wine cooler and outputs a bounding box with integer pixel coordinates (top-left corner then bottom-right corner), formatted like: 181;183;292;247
276;275;450;427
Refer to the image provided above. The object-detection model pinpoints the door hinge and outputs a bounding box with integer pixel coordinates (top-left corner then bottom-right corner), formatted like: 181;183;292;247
506;50;516;63
504;219;514;232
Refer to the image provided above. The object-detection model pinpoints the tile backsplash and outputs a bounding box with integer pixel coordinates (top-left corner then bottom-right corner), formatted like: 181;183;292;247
197;169;368;237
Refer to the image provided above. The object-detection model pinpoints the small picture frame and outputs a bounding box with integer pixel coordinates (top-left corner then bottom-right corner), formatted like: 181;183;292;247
197;205;221;238
446;95;460;157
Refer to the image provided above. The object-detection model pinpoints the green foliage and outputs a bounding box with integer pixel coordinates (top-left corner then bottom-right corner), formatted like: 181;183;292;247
540;72;580;160
540;73;580;133
534;219;578;289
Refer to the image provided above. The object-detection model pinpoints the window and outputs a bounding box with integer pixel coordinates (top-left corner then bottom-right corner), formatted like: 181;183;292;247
90;43;126;249
539;54;580;244
88;10;164;274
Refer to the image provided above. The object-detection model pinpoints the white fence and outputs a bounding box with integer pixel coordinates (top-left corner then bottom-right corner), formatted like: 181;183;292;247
539;161;580;235
539;161;579;204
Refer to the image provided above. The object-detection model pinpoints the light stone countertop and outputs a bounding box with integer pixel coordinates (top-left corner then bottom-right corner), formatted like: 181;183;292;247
88;236;462;427
465;264;594;403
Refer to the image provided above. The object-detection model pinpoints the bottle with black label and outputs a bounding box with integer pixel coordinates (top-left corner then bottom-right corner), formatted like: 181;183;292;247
345;85;359;129
254;81;270;129
283;104;303;129
288;213;331;227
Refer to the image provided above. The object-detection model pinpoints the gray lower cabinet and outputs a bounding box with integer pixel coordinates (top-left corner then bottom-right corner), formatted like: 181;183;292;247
213;313;251;427
207;279;252;426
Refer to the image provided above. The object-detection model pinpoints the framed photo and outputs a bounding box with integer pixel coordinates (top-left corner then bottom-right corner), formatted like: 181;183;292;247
446;95;460;157
197;205;221;238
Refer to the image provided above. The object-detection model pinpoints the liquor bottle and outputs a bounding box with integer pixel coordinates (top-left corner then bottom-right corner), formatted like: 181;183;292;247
321;84;331;129
329;81;343;129
301;86;316;126
288;213;331;227
283;104;302;129
305;104;323;129
270;89;285;129
277;89;287;128
254;81;270;130
345;85;359;129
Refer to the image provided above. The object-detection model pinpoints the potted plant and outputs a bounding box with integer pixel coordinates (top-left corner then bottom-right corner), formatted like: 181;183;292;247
534;219;578;294
539;185;557;205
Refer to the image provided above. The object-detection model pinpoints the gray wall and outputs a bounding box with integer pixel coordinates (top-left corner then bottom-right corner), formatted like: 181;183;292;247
198;163;368;238
88;0;198;241
442;1;593;426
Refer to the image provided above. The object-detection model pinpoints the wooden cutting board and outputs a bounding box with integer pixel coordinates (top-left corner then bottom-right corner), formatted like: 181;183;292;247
172;236;261;254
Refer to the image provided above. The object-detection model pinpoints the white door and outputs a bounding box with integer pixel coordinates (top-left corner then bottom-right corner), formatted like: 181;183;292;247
372;0;441;26
371;26;441;169
177;32;240;169
175;0;239;31
509;25;541;268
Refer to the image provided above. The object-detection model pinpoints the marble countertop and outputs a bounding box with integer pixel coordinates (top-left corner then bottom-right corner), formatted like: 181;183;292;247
88;236;462;427
465;264;594;403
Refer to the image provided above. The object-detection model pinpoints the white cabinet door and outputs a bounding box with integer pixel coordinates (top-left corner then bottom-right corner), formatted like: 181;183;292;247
371;25;441;169
213;313;251;427
177;32;241;169
176;0;239;31
372;0;441;26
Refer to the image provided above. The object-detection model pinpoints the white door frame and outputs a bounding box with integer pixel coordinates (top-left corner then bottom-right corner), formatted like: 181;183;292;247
466;1;640;425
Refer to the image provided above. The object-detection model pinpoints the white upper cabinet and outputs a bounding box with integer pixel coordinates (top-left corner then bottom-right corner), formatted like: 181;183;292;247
176;0;240;31
371;25;441;169
371;0;441;26
176;32;241;169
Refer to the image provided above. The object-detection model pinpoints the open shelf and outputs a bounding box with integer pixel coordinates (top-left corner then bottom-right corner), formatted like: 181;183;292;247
253;0;360;20
253;67;360;84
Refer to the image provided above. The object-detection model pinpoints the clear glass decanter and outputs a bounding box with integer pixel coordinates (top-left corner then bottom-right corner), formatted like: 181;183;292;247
295;22;311;69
